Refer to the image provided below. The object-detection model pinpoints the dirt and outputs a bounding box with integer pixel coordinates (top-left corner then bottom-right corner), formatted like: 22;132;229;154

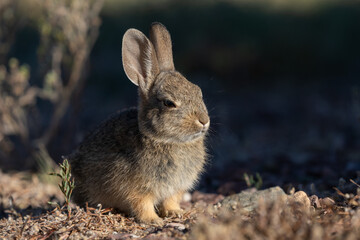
0;171;359;239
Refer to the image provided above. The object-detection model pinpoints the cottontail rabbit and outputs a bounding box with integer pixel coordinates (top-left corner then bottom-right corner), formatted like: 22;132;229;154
68;22;210;224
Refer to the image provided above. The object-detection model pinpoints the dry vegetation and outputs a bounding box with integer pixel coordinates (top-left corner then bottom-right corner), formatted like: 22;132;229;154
0;0;103;170
0;171;359;239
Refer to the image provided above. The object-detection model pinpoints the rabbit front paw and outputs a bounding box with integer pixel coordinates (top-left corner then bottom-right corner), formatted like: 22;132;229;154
159;192;184;218
139;215;164;225
132;194;163;225
160;208;183;218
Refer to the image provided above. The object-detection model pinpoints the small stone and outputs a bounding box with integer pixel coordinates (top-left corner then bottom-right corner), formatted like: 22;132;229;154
320;197;335;208
109;233;140;239
166;222;186;231
309;195;321;208
293;191;311;209
182;192;192;202
229;200;238;210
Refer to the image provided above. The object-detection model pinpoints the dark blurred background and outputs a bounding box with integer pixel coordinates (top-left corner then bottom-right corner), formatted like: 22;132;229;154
1;0;360;196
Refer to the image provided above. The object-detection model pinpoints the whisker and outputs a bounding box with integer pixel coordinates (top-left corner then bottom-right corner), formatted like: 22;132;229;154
208;107;216;113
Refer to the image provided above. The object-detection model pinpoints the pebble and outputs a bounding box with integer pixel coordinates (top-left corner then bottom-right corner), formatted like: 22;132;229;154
166;222;186;231
320;197;335;207
293;191;311;209
183;192;192;202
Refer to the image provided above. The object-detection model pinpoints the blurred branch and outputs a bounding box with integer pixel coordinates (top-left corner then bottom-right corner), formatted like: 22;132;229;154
0;59;34;143
0;0;104;169
36;0;104;146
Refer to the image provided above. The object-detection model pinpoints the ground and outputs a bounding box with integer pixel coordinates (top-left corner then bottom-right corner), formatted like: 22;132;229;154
0;170;359;239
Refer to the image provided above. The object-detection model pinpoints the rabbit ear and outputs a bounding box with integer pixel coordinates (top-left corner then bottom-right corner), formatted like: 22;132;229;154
122;28;159;92
149;22;175;71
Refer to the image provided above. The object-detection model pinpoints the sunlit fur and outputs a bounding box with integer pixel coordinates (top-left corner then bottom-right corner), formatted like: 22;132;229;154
139;71;209;143
68;23;209;224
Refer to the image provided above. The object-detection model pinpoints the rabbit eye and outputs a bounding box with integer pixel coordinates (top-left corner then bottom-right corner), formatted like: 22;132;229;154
163;99;176;108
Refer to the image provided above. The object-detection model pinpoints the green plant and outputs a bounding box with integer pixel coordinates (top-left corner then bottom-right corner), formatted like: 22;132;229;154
244;172;263;190
49;158;75;218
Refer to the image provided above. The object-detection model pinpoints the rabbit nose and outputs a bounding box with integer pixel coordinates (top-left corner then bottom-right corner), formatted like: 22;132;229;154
197;114;210;129
203;120;210;129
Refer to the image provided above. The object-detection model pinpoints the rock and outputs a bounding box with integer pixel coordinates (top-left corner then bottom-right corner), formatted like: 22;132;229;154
165;222;186;231
319;197;335;208
182;192;192;202
219;186;286;213
288;191;311;214
293;191;311;209
309;195;321;208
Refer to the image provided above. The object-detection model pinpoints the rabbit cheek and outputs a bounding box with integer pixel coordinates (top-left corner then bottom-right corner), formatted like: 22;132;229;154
151;110;183;139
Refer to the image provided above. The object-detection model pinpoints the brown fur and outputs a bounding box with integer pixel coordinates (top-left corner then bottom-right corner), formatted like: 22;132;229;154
68;23;210;224
159;191;184;218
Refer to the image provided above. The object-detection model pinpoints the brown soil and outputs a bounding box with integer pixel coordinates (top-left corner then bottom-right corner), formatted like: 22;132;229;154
1;171;359;239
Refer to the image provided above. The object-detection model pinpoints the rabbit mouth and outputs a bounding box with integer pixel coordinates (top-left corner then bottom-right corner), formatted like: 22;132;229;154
180;130;207;142
185;122;210;141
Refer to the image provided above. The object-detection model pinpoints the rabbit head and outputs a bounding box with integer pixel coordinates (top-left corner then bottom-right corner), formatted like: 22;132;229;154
122;23;209;143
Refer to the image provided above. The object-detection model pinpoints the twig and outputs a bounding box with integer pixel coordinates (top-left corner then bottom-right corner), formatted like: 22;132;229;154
334;187;346;198
19;216;30;237
350;179;360;188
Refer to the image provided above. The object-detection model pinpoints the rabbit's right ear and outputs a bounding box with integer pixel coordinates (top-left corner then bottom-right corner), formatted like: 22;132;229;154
149;22;175;71
122;29;159;93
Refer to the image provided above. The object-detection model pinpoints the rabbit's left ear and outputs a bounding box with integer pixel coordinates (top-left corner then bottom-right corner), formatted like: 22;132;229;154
122;28;159;93
149;22;175;71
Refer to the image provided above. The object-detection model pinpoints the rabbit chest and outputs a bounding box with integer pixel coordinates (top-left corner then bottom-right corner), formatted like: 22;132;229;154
137;139;206;201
